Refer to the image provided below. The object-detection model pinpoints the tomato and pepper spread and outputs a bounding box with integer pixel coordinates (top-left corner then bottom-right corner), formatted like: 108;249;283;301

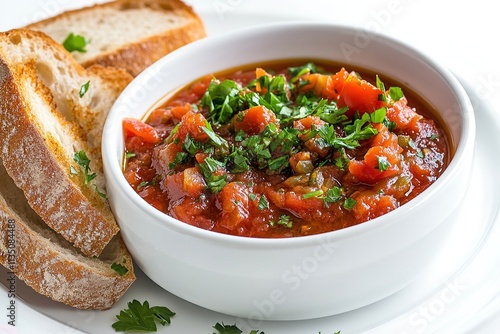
122;61;449;238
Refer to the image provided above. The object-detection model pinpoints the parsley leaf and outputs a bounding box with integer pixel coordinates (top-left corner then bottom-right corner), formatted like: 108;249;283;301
112;300;175;332
388;86;404;102
73;150;96;185
370;107;386;123
323;186;343;204
315;115;377;151
375;75;387;103
228;149;250;173
79;80;90;98
257;195;269;210
199;157;227;193
288;62;321;77
343;197;357;210
62;32;89;53
269;214;293;228
203;122;229;148
201;79;243;125
111;262;129;276
303;190;323;199
376;156;390;171
212;322;264;334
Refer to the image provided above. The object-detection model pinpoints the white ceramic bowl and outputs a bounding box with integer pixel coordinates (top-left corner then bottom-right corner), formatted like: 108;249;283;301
102;23;475;320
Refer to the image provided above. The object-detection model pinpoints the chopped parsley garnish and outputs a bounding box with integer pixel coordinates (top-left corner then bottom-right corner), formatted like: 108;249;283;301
125;151;136;159
212;322;264;334
111;262;129;276
137;180;157;191
376;75;404;103
112;300;175;332
323;186;343;204
201;79;242;125
376;156;390;171
270;214;293;228
343;197;357;210
408;138;425;158
199;157;227;193
388;86;404;102
302;189;323;199
257;195;269;210
72;150;107;198
73;150;96;185
79;80;90;98
203;122;229;148
376;75;387;103
168;63;411;197
62;32;89;53
94;184;107;199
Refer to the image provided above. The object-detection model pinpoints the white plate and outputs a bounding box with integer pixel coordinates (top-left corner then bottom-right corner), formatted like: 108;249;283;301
1;1;500;333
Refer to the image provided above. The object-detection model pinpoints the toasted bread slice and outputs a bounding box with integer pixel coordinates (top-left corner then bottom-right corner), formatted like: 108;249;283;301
27;0;206;77
0;29;133;257
0;159;135;310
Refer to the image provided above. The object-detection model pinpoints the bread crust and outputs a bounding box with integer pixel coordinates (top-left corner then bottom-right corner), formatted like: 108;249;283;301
27;0;207;76
0;60;118;257
0;29;132;257
0;162;135;310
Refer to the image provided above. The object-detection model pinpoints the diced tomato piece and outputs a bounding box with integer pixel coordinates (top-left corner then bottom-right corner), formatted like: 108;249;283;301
329;68;349;97
311;74;330;97
283;191;324;219
172;197;213;230
371;123;403;153
255;68;272;93
363;146;400;168
190;74;213;98
294;115;326;131
161;172;185;202
410;158;431;179
125;135;156;153
348;146;402;184
265;188;285;208
218;182;250;230
337;73;386;116
386;97;422;131
147;108;173;126
171;103;192;122
155;142;182;175
233;105;279;135
174;110;209;142
182;167;206;197
123;118;160;144
195;152;209;164
351;192;398;221
123;168;141;188
298;68;348;100
412;119;440;139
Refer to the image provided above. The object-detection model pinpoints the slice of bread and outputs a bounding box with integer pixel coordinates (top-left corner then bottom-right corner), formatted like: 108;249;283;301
27;0;206;77
0;158;135;310
0;29;133;257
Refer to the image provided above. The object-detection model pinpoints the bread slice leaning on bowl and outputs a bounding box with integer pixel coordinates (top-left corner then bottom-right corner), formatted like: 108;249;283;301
0;158;135;310
26;0;207;77
0;29;133;257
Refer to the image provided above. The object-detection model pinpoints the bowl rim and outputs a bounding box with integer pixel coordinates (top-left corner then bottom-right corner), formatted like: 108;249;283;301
102;21;475;247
